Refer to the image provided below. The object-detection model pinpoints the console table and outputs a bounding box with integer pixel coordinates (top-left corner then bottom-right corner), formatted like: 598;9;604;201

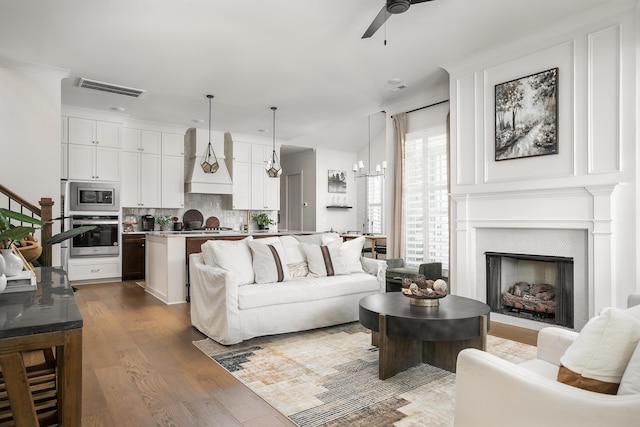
0;267;83;426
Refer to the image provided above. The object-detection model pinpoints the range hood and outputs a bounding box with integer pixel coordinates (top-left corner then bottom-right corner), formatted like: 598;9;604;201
184;128;233;194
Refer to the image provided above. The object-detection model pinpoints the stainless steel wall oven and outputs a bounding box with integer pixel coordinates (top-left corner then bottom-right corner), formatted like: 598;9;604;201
70;215;119;257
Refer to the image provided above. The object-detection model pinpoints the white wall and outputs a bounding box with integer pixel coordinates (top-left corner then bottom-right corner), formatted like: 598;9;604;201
445;1;638;313
315;148;358;232
0;58;69;266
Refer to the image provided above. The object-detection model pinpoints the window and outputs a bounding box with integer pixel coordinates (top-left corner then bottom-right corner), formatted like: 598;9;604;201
404;126;448;270
366;175;383;234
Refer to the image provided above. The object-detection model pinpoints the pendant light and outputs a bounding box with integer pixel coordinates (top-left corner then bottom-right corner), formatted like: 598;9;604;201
265;106;282;178
353;115;387;179
200;94;219;174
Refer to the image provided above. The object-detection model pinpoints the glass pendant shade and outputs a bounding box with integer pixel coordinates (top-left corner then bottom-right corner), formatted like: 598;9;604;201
201;94;219;174
266;106;282;178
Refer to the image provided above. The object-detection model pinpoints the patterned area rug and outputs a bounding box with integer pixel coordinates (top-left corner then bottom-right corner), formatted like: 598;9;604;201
193;323;536;427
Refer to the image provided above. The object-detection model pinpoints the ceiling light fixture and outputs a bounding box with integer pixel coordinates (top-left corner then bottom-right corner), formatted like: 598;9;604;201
265;106;282;178
353;115;386;179
200;94;219;174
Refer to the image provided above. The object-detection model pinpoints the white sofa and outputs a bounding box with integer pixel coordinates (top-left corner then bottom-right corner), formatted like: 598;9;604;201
454;296;640;427
189;233;387;345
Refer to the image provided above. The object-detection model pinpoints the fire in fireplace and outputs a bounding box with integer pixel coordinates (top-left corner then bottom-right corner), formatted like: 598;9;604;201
485;252;574;328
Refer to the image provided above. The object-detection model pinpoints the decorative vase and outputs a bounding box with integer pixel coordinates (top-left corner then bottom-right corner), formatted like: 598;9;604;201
1;248;23;277
0;255;6;293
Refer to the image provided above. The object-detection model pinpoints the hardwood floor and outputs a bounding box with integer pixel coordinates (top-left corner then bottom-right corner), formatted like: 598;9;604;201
73;281;537;426
74;281;294;427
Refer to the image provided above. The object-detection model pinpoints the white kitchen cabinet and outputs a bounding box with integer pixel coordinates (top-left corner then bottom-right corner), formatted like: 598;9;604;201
161;154;184;208
68;117;120;147
161;132;184;156
233;141;251;162
251;163;280;210
231;161;251;210
120;151;161;208
121;128;161;154
231;141;280;210
68;143;120;181
67;257;120;282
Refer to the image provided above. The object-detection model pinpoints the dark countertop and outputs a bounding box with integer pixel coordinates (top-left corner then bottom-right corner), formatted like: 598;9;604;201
0;267;83;339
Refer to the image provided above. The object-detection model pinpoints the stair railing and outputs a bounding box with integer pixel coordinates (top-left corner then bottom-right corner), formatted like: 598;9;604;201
0;184;54;266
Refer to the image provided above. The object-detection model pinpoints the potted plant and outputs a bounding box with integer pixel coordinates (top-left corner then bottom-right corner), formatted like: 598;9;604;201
252;213;275;230
155;215;171;231
0;208;95;269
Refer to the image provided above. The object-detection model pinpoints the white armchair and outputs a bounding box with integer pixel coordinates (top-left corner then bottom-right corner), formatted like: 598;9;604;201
454;295;640;427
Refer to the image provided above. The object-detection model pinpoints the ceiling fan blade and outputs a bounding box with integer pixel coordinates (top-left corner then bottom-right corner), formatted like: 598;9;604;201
410;0;435;4
361;6;390;39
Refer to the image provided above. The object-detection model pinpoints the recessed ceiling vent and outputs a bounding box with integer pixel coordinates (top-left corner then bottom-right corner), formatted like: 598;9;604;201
77;78;145;97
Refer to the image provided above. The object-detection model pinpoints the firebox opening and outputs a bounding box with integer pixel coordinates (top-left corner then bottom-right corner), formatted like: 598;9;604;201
485;252;574;328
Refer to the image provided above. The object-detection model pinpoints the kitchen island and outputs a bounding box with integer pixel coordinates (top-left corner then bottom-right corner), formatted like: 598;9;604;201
145;230;315;304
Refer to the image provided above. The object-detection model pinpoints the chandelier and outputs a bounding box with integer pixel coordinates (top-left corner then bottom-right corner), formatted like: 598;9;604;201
353;115;386;179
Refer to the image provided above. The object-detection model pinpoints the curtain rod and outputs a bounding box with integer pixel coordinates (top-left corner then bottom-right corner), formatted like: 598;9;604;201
392;99;449;117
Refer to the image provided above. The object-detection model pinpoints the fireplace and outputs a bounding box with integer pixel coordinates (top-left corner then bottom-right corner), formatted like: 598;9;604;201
485;252;574;328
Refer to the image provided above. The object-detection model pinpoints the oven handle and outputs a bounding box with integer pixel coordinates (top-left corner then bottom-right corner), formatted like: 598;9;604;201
72;219;119;226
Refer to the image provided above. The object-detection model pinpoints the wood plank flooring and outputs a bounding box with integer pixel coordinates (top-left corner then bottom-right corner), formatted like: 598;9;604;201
74;281;295;427
74;281;537;426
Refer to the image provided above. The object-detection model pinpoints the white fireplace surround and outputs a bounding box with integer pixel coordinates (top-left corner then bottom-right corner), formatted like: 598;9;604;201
451;184;618;331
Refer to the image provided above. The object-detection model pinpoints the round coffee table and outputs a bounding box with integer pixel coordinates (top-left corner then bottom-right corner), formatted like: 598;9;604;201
359;292;490;379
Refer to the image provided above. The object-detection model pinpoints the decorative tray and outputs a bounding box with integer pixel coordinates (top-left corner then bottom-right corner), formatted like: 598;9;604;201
5;270;37;293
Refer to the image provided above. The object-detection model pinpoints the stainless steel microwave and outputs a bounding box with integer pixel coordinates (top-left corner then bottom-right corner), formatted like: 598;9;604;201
69;181;120;212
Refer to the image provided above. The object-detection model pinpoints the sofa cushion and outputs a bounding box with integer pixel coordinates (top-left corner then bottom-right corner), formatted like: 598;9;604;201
301;241;348;277
237;273;379;310
322;235;365;273
247;240;291;284
201;236;254;285
294;233;340;245
280;236;309;278
558;307;640;394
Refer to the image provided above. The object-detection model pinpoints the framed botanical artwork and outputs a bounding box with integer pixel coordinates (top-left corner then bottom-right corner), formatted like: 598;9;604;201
495;67;558;161
328;170;347;193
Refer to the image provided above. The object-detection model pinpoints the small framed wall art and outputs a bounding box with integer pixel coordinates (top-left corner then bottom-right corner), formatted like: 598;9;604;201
328;170;347;193
495;67;558;161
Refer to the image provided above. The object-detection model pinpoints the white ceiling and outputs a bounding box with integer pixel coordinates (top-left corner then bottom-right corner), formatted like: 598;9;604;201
0;0;618;153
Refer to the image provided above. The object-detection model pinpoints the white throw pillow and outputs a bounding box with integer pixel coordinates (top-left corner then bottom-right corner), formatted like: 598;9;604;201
558;307;640;393
201;237;254;285
322;235;365;273
294;233;340;245
618;340;640;395
280;236;309;278
247;240;291;284
301;241;348;277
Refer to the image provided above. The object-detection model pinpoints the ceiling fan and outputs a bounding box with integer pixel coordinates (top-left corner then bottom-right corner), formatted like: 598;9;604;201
362;0;435;39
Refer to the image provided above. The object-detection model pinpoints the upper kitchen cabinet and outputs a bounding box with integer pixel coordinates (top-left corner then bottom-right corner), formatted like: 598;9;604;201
68;117;120;147
67;116;120;181
121;128;161;154
161;155;184;208
161;132;184;156
228;133;280;210
121;150;161;208
68;142;120;181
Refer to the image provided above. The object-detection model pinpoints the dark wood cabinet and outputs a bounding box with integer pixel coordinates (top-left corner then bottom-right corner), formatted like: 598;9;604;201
122;233;146;280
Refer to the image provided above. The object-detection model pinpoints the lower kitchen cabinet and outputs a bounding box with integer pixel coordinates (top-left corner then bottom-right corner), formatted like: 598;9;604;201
122;233;146;280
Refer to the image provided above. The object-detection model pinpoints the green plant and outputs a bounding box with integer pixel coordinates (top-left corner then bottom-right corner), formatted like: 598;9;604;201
155;215;171;227
252;213;275;227
0;208;95;250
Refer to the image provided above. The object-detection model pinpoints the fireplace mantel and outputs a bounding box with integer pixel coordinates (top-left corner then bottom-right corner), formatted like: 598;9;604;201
451;184;619;328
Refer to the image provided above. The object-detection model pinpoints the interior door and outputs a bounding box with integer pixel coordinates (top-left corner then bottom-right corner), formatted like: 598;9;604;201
286;171;303;231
